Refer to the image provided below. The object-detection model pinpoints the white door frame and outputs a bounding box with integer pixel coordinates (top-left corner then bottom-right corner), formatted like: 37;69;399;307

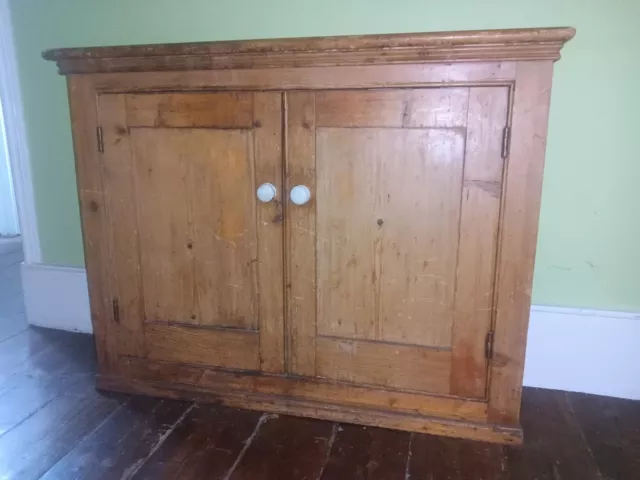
0;96;19;235
0;0;41;262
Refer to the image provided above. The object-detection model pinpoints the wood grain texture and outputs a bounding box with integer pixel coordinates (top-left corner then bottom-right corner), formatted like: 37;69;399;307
315;126;466;347
97;374;522;444
98;93;145;358
130;128;194;325
59;29;573;443
315;127;378;341
229;415;335;480
39;396;191;480
0;371;92;437
144;323;259;371
0;384;124;480
567;391;640;480
377;128;465;348
119;357;487;422
408;433;509;480
507;388;601;480
320;424;410;480
449;87;508;398
66;75;118;373
316;88;469;128
185;128;259;330
130;127;259;329
285;91;317;377
2;327;627;478
316;337;451;394
43;27;576;74
132;404;263;480
488;61;554;426
253;92;286;374
90;62;517;94
126;91;253;128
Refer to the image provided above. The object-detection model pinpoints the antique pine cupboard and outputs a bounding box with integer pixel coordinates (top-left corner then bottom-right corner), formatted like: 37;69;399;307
44;27;574;444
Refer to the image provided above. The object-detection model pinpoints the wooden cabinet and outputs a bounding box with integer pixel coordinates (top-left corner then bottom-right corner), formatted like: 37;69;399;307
44;27;574;444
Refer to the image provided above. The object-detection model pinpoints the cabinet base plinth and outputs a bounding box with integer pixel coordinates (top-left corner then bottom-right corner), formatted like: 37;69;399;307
96;374;523;445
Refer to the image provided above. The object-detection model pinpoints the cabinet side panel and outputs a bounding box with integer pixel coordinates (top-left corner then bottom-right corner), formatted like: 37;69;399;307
488;61;554;425
66;76;117;372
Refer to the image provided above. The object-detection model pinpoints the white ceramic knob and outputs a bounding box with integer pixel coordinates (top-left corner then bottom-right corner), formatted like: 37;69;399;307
256;183;277;203
290;185;311;206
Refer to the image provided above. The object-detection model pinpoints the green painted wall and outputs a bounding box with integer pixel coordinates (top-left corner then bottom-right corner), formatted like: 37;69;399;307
8;0;640;311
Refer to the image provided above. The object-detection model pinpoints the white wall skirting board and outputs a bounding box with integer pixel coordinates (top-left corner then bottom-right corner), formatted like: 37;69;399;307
21;263;91;333
21;263;640;400
524;305;640;400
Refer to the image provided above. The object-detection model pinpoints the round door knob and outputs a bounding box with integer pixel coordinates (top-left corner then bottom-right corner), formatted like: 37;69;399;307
290;185;311;206
256;183;277;203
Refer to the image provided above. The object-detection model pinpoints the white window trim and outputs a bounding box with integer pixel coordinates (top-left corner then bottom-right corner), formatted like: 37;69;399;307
0;0;41;263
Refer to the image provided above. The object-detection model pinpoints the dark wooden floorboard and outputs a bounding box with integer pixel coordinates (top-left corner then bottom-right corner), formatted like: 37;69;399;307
0;315;28;345
38;395;192;480
320;424;409;480
0;328;95;394
0;369;93;437
0;329;65;380
132;403;263;480
407;433;508;480
568;391;640;480
227;414;335;480
0;318;637;479
0;387;126;480
506;387;602;480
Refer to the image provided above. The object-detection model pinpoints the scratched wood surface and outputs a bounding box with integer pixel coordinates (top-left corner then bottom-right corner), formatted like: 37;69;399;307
0;315;635;479
97;92;284;373
303;87;507;400
57;29;574;442
42;27;576;75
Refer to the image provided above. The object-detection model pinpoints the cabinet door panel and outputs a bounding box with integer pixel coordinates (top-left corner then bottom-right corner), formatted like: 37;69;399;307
316;128;465;347
288;87;508;398
98;92;284;373
126;92;254;128
131;128;195;325
131;127;259;329
316;338;451;394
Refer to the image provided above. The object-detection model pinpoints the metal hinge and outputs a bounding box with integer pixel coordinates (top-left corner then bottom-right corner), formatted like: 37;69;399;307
485;331;495;360
501;126;511;159
96;126;104;153
112;298;120;324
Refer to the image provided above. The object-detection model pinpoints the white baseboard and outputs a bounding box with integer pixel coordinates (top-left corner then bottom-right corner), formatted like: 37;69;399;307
20;263;640;400
21;263;92;334
524;305;640;400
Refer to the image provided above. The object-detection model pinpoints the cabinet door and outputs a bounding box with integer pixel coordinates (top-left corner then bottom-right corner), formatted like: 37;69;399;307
97;92;285;373
286;88;509;398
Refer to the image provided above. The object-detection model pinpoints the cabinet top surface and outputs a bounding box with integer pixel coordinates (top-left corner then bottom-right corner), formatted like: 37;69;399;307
43;27;575;75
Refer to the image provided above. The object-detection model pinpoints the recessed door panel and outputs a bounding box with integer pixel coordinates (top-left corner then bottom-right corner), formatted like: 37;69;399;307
316;127;465;347
287;87;508;398
98;92;285;373
131;128;258;329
